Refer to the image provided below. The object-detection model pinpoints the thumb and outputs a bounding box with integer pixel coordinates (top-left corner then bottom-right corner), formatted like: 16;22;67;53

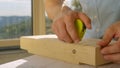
98;28;115;47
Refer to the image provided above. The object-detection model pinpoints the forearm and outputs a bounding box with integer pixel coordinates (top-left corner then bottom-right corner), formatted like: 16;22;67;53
44;0;71;20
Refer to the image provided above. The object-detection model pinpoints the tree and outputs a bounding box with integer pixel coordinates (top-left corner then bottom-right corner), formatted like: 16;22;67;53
0;17;32;39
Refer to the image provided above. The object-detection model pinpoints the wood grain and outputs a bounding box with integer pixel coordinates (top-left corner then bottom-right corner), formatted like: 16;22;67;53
20;35;111;66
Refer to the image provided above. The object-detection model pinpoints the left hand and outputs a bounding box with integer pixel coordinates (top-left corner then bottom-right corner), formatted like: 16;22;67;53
98;21;120;63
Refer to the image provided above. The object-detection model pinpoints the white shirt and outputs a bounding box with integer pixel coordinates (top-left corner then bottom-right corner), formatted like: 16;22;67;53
64;0;120;39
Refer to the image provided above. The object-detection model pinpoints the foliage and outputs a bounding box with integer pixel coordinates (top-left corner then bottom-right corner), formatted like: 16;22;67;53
0;17;32;39
45;16;53;34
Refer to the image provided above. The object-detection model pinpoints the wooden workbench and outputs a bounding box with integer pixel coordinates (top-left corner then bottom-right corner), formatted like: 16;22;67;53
0;55;120;68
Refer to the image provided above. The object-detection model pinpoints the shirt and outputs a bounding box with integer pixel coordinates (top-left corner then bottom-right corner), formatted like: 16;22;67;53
64;0;120;39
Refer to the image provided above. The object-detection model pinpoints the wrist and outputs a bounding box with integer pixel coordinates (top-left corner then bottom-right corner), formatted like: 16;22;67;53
52;6;72;21
61;6;72;14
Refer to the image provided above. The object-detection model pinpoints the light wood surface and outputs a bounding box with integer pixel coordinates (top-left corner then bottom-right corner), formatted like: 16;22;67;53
20;35;114;66
0;55;120;68
33;0;46;35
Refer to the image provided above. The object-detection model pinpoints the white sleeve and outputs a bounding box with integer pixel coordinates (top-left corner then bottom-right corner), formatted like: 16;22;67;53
63;0;81;11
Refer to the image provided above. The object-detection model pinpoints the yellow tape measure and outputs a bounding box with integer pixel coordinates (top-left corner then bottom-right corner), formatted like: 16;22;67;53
75;19;86;40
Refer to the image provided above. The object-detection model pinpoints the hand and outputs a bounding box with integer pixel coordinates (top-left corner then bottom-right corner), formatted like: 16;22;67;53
52;7;91;43
98;21;120;63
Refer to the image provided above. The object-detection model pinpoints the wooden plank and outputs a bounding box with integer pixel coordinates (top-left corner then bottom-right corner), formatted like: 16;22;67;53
0;39;19;47
20;35;111;66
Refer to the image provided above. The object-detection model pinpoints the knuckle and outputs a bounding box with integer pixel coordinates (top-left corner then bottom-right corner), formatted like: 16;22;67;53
64;11;78;19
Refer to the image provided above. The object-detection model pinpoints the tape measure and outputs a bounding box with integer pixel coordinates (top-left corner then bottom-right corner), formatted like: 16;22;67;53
75;19;86;40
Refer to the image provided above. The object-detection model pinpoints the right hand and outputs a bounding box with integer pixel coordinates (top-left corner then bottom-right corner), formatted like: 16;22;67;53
52;9;91;43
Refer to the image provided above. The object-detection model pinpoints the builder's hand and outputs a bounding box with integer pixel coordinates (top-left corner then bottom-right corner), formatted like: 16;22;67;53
52;7;91;43
99;21;120;63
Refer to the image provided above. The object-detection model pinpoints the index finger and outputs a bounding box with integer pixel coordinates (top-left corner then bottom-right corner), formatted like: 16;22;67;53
78;12;91;29
99;27;115;47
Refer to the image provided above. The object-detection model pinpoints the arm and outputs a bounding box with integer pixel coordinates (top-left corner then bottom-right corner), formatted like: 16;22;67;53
45;0;66;20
